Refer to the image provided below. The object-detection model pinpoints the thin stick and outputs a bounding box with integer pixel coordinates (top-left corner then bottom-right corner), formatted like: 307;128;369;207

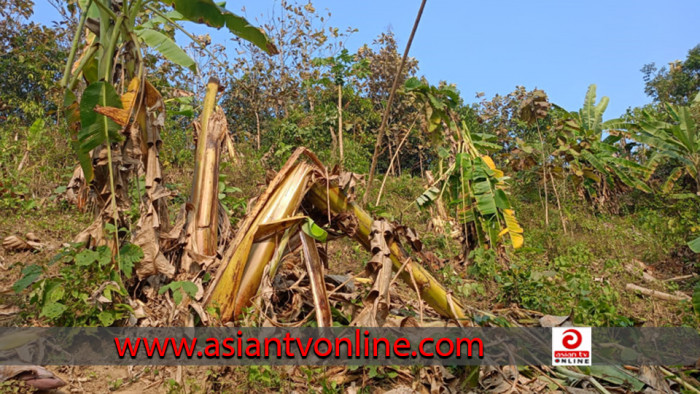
375;119;417;205
389;257;412;288
549;170;568;234
407;266;425;325
364;0;428;203
659;366;700;394
663;273;697;282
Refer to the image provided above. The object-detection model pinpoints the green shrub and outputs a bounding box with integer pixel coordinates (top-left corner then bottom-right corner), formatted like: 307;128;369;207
13;242;142;326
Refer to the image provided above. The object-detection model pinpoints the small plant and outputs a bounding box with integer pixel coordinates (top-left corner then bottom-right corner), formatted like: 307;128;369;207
504;245;633;326
166;378;183;394
158;281;198;305
247;365;281;389
13;242;142;326
466;247;498;279
347;365;399;382
217;174;246;218
0;180;36;211
109;378;123;391
0;378;30;393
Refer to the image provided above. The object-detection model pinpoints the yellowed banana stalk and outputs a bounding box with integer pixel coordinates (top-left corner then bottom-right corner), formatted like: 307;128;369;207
186;79;227;269
306;183;467;321
205;158;315;322
206;147;465;323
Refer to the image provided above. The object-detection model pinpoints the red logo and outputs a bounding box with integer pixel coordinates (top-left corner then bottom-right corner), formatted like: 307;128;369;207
562;329;582;349
552;327;591;366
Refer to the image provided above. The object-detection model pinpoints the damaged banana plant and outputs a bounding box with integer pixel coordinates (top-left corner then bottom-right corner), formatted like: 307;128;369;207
205;148;467;325
179;78;233;273
61;0;277;257
407;79;523;255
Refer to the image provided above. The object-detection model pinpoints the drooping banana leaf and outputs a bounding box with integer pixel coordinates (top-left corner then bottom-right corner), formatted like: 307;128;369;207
166;0;279;55
135;28;196;72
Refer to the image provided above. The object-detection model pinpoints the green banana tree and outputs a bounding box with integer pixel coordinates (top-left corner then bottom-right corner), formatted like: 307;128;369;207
60;0;277;257
552;85;651;206
637;93;700;193
62;0;277;184
406;78;523;253
637;93;700;256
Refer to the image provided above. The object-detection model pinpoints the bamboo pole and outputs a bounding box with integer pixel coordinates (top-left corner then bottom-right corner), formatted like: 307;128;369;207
364;0;428;203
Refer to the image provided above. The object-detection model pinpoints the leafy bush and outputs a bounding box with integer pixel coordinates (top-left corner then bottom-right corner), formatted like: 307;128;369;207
13;243;142;326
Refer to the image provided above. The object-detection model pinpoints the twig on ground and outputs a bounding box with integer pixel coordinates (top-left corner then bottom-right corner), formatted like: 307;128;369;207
626;283;691;301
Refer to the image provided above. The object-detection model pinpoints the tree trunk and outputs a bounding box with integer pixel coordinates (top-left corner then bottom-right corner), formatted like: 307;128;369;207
387;142;395;176
537;123;549;227
419;151;424;178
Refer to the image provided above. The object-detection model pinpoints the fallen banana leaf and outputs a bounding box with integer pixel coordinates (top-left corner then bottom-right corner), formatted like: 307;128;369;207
2;235;44;252
581;365;646;392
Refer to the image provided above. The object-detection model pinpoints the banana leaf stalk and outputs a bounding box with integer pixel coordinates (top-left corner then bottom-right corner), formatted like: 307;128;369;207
300;231;333;327
305;183;467;321
205;149;322;322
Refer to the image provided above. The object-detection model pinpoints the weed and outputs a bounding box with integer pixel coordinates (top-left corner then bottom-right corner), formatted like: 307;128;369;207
159;281;198;305
247;365;281;389
13;242;142;326
218;172;247;221
109;378;123;391
466;248;498;279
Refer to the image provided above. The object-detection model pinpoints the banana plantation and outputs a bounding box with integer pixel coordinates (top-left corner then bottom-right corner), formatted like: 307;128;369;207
0;0;699;392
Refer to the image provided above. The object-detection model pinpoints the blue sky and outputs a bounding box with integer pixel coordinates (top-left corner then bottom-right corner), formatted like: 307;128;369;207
31;0;700;118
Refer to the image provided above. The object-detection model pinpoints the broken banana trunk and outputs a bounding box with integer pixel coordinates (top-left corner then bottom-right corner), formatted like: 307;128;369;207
205;147;466;324
305;183;466;321
183;78;228;271
205;153;317;322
